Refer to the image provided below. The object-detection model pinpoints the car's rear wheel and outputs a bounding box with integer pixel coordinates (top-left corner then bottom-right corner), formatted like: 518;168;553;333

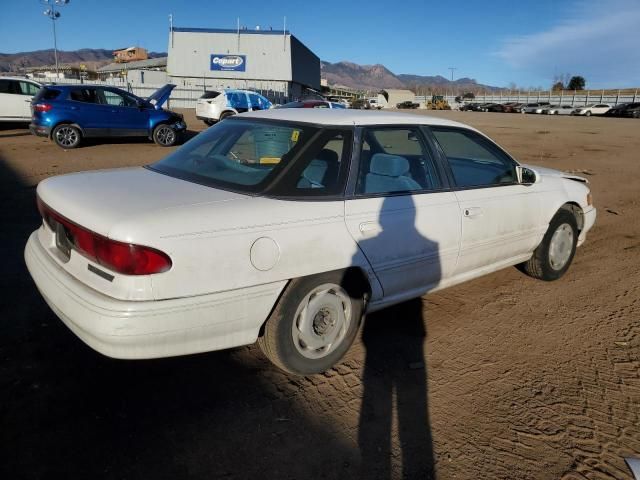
52;124;81;149
519;209;578;281
219;111;235;121
153;124;178;147
258;271;364;375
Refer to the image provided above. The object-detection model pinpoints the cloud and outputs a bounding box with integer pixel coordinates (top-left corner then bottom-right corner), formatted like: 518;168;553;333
496;0;640;88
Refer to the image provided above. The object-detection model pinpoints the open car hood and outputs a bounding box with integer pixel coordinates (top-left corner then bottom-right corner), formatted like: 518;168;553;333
146;84;176;109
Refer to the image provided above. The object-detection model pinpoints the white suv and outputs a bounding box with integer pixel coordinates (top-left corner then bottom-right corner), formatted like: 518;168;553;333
195;89;272;126
572;103;611;116
0;77;42;122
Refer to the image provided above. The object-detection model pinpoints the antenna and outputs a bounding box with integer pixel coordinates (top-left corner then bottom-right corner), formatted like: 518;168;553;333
448;67;457;82
237;17;240;52
283;16;287;51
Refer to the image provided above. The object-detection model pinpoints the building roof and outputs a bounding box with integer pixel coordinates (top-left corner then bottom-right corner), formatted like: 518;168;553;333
98;57;167;73
172;27;290;35
239;108;472;128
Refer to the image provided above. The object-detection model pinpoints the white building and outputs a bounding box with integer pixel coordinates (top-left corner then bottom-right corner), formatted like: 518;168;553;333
167;27;320;101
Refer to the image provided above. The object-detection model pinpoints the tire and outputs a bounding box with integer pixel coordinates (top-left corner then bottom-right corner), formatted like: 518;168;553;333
633;111;640;119
258;271;364;375
219;111;235;121
585;111;591;117
152;124;178;147
203;119;215;126
52;124;81;149
519;209;578;281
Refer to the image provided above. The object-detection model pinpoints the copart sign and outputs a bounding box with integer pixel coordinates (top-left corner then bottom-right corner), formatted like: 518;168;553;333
210;55;246;72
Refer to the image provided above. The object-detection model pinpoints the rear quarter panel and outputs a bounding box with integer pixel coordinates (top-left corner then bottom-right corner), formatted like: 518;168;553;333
107;197;375;301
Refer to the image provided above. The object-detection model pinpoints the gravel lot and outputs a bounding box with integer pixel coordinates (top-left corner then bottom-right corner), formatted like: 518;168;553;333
1;110;638;480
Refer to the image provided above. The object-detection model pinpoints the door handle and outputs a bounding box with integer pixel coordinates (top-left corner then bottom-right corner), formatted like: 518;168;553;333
463;207;483;218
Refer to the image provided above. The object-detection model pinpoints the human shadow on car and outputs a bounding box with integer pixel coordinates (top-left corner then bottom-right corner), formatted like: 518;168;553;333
351;195;438;479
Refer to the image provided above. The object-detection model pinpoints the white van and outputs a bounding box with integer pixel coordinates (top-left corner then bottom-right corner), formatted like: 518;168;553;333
0;77;43;122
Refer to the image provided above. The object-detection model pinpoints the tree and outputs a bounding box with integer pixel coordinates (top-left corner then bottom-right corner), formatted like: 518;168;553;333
568;76;586;90
552;81;565;91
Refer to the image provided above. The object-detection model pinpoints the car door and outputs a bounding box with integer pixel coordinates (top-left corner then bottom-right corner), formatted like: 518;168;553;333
428;127;544;276
67;87;112;134
344;126;461;300
99;88;148;135
18;81;40;119
0;79;29;120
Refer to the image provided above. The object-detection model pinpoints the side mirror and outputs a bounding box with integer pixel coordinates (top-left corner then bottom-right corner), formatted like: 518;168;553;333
516;165;538;185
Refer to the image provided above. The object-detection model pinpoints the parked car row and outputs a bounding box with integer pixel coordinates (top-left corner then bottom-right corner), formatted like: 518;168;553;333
460;101;640;117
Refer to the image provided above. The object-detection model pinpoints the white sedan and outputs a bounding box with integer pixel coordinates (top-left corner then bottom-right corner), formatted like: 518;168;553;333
25;109;596;375
572;103;611;116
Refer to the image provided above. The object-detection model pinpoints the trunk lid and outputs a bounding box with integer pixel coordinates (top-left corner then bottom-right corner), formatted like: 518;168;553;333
36;167;250;239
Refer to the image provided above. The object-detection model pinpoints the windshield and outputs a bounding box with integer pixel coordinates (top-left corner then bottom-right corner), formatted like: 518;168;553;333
149;119;319;193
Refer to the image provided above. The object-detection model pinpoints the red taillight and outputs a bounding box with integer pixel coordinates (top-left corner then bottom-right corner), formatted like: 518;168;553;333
33;103;53;112
37;197;172;275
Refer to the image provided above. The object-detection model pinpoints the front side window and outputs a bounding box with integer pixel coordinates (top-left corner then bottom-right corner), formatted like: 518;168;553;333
100;89;137;107
150;119;318;193
431;128;516;188
356;128;442;195
0;80;19;94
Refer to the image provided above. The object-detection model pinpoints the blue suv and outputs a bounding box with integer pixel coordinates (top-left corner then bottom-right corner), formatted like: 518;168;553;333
29;84;186;148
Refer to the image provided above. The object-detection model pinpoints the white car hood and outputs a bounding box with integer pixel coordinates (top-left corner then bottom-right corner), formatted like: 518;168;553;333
37;167;250;238
522;164;589;184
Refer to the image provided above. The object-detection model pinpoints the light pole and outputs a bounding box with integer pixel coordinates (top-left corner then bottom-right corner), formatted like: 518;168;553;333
42;0;70;79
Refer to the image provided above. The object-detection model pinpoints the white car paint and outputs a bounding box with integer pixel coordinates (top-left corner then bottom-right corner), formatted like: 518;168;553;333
572;103;611;116
195;89;271;124
0;77;42;122
25;109;596;362
545;105;574;115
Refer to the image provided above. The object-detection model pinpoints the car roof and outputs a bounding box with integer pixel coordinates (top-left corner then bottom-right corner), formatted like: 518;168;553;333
239;108;473;128
0;76;41;84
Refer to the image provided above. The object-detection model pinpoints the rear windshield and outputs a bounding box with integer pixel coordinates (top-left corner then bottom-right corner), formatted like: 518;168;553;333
33;87;61;101
149;119;319;193
200;90;220;99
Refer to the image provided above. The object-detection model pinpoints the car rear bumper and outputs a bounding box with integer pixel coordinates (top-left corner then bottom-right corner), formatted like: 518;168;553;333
25;230;286;360
29;123;50;137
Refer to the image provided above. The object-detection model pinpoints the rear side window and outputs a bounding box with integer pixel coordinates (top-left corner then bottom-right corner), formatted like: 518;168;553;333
33;88;61;102
431;128;516;188
70;88;100;104
356;128;442;195
200;91;220;99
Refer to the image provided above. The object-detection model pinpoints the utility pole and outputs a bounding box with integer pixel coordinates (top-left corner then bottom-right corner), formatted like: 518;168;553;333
42;0;70;79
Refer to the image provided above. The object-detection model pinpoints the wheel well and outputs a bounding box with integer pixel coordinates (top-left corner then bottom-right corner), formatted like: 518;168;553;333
257;267;372;338
560;202;584;232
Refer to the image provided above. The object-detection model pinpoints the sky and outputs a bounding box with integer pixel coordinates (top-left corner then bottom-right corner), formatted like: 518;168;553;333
1;0;639;89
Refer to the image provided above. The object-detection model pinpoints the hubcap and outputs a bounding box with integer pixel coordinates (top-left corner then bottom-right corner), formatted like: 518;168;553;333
291;283;352;360
549;223;574;270
157;126;175;145
55;126;78;147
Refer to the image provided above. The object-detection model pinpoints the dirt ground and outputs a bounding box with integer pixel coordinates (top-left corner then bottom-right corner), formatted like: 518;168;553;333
0;110;638;480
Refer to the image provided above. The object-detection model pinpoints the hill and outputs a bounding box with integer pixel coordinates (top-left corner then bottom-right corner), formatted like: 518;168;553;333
0;48;167;72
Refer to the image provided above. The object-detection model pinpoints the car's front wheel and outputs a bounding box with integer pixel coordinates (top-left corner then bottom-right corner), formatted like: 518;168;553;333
52;124;82;149
585;111;592;117
258;271;364;375
519;209;578;281
219;111;235;121
153;124;178;147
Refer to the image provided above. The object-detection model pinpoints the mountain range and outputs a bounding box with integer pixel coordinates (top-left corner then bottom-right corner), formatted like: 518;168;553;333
321;61;501;92
0;49;500;92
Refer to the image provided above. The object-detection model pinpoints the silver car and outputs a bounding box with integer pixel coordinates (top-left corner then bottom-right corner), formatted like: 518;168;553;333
545;105;574;115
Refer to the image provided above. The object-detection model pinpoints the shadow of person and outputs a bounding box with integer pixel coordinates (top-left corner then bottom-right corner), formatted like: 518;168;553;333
354;195;439;479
